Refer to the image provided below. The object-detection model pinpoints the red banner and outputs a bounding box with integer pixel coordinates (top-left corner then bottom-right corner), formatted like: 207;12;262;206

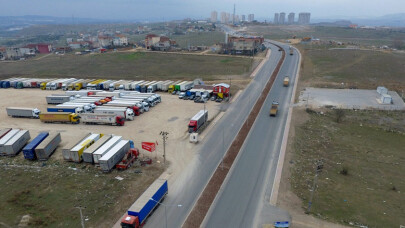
142;142;156;152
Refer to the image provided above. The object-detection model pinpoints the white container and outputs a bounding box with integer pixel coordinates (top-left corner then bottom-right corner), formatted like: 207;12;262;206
3;130;30;156
93;136;122;164
99;140;130;172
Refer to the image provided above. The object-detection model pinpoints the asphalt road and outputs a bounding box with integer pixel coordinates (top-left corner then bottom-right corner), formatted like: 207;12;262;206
145;44;284;228
203;43;300;227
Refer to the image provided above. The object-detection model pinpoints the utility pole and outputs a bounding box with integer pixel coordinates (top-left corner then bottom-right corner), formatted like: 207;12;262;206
75;206;86;228
160;131;169;164
306;160;323;214
222;129;225;170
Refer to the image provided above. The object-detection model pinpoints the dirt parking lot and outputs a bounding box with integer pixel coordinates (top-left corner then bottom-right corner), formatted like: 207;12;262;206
0;89;221;168
0;88;221;227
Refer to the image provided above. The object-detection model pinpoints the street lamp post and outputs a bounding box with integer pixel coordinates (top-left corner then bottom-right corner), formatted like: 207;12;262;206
150;198;182;228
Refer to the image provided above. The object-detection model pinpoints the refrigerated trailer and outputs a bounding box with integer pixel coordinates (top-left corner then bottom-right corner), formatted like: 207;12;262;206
62;133;91;161
188;110;208;133
93;136;122;164
94;107;134;120
120;179;168;228
69;133;101;162
46;95;73;104
6;107;41;118
35;132;61;160
82;134;112;163
22;132;49;160
80;113;125;126
0;129;21;155
2;130;30;156
99;140;130;172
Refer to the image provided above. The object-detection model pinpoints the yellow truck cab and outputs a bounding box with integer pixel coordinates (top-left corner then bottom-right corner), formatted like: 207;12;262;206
74;82;83;91
283;76;290;87
270;101;279;117
40;82;47;90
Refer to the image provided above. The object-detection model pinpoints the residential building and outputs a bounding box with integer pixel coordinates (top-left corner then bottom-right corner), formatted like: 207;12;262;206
220;12;227;23
226;13;231;23
98;36;113;47
274;13;279;24
211;11;218;23
226;35;264;55
241;15;246;22
24;43;52;54
288;12;295;24
248;14;254;22
298;12;311;24
279;12;286;24
145;34;176;51
5;47;22;60
0;47;5;60
19;46;36;56
113;34;128;46
68;41;90;49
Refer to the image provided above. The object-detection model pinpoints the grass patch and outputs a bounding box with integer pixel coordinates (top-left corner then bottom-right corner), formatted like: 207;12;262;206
0;158;164;227
298;47;405;92
291;109;405;227
0;52;253;81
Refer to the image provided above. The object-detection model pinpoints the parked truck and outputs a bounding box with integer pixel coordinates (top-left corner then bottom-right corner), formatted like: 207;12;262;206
80;113;126;126
103;103;140;116
46;95;73;104
48;106;84;114
116;148;139;170
82;134;112;163
1;130;30;156
39;112;81;124
120;179;168;228
35;132;61;160
270;101;279;117
6;107;41;118
69;133;101;162
94;107;134;121
283;76;290;87
93;136;122;164
99;140;130;172
180;81;194;91
22;132;49;160
188;110;208;133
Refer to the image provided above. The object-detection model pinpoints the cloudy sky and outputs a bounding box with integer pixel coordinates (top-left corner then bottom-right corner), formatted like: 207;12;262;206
1;0;404;21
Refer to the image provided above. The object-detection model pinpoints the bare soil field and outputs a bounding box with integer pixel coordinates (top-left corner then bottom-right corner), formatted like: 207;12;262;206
279;107;405;228
0;89;221;227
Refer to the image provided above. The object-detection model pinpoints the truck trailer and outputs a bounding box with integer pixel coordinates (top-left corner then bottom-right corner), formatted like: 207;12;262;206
80;113;125;126
6;107;41;119
82;134;112;163
93;107;134;121
35;132;61;160
69;133;101;162
39;112;80;124
93;136;122;164
2;130;30;156
283;76;290;87
0;129;21;155
48;106;84;114
99;140;130;172
121;179;168;228
62;133;91;161
22;132;49;160
46;95;73;104
188;110;208;133
0;128;12;140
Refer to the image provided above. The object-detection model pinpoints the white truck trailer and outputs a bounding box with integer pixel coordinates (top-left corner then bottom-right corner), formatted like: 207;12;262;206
93;135;122;164
6;107;41;118
99;140;130;172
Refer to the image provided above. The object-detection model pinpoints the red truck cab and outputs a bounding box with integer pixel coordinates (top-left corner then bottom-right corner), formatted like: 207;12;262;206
133;106;140;116
188;120;198;133
116;116;125;126
121;215;140;228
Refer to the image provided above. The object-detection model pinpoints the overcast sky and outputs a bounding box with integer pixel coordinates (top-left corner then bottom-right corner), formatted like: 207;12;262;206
1;0;404;21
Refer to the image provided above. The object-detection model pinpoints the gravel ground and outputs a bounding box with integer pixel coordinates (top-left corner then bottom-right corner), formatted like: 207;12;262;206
0;89;221;175
298;88;405;110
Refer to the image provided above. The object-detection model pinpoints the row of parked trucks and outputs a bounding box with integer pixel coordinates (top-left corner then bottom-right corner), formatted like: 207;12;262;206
61;132;139;172
0;77;198;94
0;128;61;159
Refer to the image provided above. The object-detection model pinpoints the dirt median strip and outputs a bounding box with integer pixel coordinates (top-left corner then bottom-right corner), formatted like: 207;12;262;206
183;46;286;228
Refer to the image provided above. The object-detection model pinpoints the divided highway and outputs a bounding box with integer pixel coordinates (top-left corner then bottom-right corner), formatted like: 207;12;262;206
145;44;285;228
203;43;300;227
